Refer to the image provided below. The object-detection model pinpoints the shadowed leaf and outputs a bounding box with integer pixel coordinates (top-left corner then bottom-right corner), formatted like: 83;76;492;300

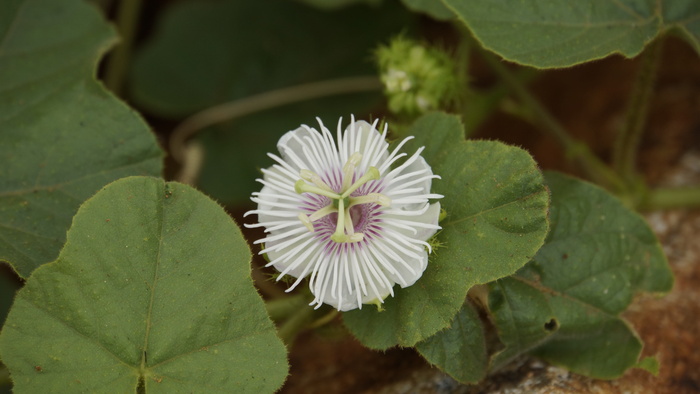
0;0;162;278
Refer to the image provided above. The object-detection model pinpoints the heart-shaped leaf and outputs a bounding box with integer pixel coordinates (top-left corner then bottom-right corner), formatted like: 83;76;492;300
0;0;163;278
0;177;288;393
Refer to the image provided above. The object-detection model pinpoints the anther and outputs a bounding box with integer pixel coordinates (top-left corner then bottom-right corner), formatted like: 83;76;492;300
347;233;364;243
298;213;314;232
341;167;380;198
343;209;355;235
348;193;391;207
308;205;337;221
295;180;340;199
341;152;363;191
300;169;335;193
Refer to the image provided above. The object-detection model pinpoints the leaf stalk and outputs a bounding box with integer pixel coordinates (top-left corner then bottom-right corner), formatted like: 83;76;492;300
612;39;662;185
103;0;142;95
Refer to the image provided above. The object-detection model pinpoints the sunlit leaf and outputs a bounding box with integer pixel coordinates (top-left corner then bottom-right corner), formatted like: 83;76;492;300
0;0;163;278
489;172;673;379
0;177;288;393
444;0;700;68
343;112;549;349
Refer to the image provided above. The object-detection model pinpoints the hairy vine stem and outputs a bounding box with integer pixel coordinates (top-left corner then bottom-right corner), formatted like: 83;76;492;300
169;77;382;164
613;39;662;185
471;35;625;192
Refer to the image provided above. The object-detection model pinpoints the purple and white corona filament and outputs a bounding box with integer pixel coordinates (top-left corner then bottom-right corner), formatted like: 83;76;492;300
245;117;442;311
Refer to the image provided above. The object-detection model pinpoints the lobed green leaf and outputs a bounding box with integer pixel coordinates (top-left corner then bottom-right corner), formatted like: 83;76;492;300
0;0;163;278
0;177;288;393
343;112;550;349
445;0;700;68
489;171;673;379
415;302;487;384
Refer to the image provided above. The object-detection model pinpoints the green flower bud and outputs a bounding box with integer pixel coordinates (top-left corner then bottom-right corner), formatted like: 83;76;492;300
376;37;457;116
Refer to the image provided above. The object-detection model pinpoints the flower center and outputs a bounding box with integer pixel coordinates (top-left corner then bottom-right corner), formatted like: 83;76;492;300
294;152;391;243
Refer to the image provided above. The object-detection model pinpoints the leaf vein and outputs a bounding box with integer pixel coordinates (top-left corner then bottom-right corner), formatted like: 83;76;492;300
147;329;277;369
444;189;546;226
23;297;133;369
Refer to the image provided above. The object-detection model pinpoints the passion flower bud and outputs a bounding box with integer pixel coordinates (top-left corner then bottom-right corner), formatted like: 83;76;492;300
377;37;458;116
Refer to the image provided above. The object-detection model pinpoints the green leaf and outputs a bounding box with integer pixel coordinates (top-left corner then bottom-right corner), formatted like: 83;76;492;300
489;171;673;379
401;0;455;20
444;0;700;68
343;112;549;349
488;277;559;368
662;2;700;54
0;0;163;278
0;177;288;393
130;0;412;118
129;0;412;205
415;302;487;384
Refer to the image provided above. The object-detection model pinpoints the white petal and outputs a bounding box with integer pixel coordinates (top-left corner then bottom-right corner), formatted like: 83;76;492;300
395;249;429;288
386;154;434;210
341;120;389;172
368;237;428;289
310;246;392;312
264;231;317;279
277;125;322;172
382;202;441;242
251;184;284;225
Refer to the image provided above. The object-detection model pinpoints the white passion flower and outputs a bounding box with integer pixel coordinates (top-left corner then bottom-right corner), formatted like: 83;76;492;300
244;117;443;311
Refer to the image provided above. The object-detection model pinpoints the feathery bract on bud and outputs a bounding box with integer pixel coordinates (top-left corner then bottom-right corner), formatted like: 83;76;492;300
245;117;442;311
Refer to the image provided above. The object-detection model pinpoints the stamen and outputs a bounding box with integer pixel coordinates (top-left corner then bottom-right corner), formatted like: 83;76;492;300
347;233;364;243
296;153;382;244
348;193;391;207
298;213;314;232
341;167;380;198
308;205;337;221
300;169;335;193
341;152;363;191
295;179;341;199
344;209;355;235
